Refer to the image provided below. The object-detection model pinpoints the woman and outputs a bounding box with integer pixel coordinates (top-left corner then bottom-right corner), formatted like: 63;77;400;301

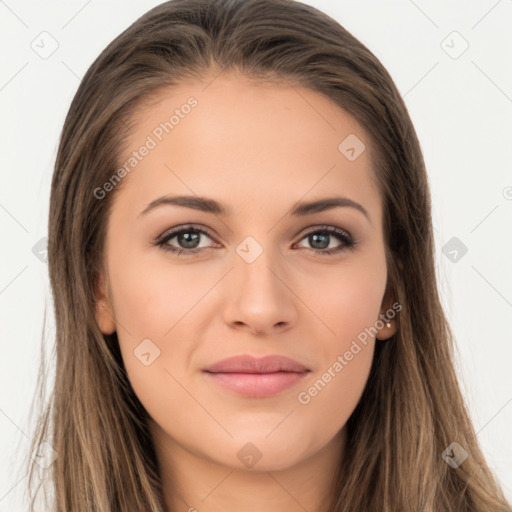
26;0;512;510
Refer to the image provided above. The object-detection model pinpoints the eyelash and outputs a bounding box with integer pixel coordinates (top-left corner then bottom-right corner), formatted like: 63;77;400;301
154;223;357;257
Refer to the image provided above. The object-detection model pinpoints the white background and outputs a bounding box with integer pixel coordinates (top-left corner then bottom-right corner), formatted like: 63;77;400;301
1;0;511;510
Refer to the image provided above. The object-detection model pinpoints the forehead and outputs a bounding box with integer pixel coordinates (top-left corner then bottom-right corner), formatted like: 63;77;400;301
112;71;382;225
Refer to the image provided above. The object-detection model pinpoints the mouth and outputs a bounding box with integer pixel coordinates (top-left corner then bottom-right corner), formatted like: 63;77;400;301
203;354;311;398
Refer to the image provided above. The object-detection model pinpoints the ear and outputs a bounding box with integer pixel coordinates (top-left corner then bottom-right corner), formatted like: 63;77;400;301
94;269;116;335
376;281;398;341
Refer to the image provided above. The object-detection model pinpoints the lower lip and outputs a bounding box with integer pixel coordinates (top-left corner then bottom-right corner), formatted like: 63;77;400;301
204;371;308;398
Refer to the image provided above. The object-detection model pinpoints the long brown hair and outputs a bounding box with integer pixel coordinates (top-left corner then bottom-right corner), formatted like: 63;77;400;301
25;0;511;510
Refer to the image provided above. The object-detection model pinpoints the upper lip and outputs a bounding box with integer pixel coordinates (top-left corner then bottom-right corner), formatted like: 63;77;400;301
203;354;310;374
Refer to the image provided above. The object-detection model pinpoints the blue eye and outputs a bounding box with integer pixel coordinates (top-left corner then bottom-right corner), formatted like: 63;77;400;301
154;224;218;256
154;223;357;257
296;226;356;255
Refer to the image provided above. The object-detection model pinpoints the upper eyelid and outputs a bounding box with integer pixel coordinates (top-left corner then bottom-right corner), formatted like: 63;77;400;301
157;224;216;242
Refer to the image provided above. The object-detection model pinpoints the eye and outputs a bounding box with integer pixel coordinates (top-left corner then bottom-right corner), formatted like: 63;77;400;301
154;224;357;257
154;224;218;256
293;225;356;255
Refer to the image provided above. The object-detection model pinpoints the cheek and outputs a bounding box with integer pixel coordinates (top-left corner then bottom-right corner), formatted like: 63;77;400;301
108;251;216;417
292;257;384;420
300;255;387;348
294;338;375;453
107;248;212;342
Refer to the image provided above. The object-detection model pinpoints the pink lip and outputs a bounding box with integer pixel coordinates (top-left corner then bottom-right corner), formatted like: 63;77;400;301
204;354;309;373
206;372;308;397
203;354;310;398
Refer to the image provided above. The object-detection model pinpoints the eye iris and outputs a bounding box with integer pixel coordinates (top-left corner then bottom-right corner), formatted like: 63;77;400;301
178;231;200;249
309;232;329;249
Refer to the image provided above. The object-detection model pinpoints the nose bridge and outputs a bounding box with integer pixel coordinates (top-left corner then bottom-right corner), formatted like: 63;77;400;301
224;233;297;334
235;234;284;301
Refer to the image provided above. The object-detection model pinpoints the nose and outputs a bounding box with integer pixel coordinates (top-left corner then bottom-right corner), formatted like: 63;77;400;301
222;249;298;336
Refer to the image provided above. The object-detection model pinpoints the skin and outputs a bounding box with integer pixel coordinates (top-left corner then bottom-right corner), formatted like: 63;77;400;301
95;69;397;512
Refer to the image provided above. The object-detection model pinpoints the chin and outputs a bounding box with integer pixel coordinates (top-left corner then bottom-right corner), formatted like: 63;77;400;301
208;437;313;473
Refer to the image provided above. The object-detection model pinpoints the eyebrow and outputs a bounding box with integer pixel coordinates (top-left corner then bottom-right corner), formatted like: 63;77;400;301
138;195;371;223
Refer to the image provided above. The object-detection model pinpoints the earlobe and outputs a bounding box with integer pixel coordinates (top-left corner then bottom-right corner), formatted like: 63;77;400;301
376;285;398;341
376;317;397;341
94;270;117;335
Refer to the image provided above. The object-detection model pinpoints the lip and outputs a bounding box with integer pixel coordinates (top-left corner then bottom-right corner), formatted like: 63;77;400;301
203;354;310;398
204;354;310;373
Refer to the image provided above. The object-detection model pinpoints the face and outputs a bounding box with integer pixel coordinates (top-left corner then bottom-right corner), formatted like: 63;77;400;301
95;70;396;473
